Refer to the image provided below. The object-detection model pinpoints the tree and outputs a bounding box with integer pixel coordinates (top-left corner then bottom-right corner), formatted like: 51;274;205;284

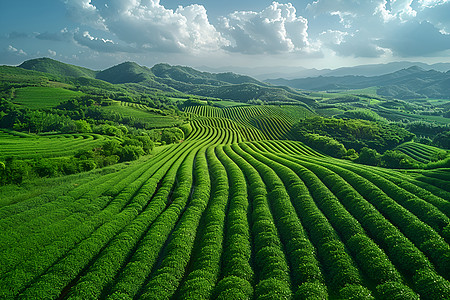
357;147;380;166
161;127;184;144
74;120;92;133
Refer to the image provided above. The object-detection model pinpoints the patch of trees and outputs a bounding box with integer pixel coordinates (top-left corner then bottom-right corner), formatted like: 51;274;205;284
290;116;414;153
0;135;155;185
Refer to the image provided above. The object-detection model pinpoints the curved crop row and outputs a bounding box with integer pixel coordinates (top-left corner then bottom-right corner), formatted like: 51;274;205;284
248;144;450;299
224;145;293;299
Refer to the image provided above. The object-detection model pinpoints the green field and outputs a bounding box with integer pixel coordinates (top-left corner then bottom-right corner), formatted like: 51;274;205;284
1;107;450;300
13;86;84;109
395;141;448;163
0;130;108;160
103;102;183;128
1;58;450;300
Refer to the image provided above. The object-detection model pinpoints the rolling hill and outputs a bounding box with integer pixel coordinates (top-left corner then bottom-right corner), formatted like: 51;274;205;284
19;57;98;78
267;66;450;99
1;57;450;300
18;58;314;105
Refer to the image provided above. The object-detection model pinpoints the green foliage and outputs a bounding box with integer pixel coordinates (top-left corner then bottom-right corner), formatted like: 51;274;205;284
291;116;415;152
380;150;418;168
341;108;386;122
433;131;450;149
13;86;85;109
19;57;97;78
161;127;184;144
291;132;347;158
74;120;92;133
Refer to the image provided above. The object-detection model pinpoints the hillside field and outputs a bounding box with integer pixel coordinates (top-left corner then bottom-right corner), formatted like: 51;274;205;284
1;58;450;300
1;111;450;300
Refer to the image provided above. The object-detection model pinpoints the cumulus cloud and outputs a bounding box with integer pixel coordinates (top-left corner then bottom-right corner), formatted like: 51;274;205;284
319;30;348;45
218;2;311;54
306;0;450;57
48;49;57;57
416;1;450;33
64;0;227;53
73;30;137;53
7;45;27;56
58;0;450;60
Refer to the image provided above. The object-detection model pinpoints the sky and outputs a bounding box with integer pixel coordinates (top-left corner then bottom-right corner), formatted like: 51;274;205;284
2;0;450;73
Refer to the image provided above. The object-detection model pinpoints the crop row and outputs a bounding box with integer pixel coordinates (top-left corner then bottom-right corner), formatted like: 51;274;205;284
0;133;107;160
66;142;210;299
395;142;447;163
247;141;450;299
0;141;197;298
187;118;266;143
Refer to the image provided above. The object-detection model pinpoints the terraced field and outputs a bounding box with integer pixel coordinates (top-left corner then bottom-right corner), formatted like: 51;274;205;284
0;130;108;160
185;104;314;140
103;102;183;128
1;113;450;299
395;141;448;163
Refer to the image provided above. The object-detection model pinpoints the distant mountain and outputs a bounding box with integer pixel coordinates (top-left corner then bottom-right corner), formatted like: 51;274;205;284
17;58;314;105
267;66;450;99
257;61;450;80
151;63;263;86
19;57;97;78
97;62;154;84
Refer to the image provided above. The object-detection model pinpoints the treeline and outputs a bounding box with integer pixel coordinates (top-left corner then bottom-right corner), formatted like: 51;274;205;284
0;94;183;135
0;126;187;186
291;116;414;153
0;134;153;185
288;116;450;169
403;121;450;149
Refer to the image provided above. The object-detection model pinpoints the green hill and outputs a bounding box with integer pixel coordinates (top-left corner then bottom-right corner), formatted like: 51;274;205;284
15;58;315;106
19;57;97;78
96;62;155;84
151;63;263;86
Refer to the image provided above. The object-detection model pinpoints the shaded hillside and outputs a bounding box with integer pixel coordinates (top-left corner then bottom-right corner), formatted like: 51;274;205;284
151;63;263;86
268;66;450;99
17;58;314;105
96;62;154;84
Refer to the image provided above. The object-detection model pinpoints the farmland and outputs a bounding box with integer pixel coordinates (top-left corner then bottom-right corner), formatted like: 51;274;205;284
1;119;450;299
1;58;450;299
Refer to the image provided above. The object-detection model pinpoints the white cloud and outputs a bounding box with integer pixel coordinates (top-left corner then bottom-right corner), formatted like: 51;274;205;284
419;0;450;8
48;49;57;56
7;45;27;56
64;0;106;30
35;28;72;42
319;30;348;45
65;0;227;53
218;2;311;54
73;30;137;53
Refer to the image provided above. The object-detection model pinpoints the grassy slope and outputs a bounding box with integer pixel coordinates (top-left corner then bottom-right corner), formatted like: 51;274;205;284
13;86;84;109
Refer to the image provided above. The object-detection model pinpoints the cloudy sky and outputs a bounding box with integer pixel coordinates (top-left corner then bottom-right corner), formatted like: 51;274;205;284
1;0;450;72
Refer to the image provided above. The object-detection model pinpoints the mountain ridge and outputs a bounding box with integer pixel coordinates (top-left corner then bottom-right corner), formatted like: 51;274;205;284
17;57;313;105
266;65;450;99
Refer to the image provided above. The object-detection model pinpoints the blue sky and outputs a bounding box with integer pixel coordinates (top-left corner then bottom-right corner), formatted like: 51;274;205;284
2;0;450;72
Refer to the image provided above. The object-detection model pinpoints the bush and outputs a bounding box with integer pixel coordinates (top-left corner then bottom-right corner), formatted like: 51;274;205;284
116;145;145;162
161;127;184;144
376;281;419;300
357;147;380;166
339;284;375;300
295;282;328;299
380;150;418;169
